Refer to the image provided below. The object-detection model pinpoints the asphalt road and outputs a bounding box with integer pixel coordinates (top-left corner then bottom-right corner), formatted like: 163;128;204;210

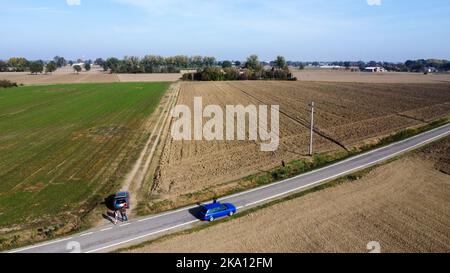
8;124;450;253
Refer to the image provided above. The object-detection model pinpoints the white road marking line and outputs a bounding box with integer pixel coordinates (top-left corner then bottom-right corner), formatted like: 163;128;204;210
220;124;450;201
134;125;448;223
100;227;113;232
85;220;199;253
102;126;450;226
7;126;449;253
7;237;73;253
241;130;450;209
120;223;131;227
79;232;94;237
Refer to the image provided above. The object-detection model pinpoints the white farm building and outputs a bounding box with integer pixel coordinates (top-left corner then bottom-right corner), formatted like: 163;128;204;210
363;67;386;73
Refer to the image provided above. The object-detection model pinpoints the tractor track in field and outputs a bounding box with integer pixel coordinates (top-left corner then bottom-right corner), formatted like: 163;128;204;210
121;83;180;210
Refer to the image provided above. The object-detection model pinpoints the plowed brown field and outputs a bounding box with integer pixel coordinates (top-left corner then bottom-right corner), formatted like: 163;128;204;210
150;81;450;206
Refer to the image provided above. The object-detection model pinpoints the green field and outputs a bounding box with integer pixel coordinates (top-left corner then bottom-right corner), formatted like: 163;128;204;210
0;82;169;230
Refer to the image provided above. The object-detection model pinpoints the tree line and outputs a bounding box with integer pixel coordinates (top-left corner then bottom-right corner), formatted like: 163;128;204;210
99;55;217;73
0;56;95;74
182;55;297;81
1;56;449;74
0;56;67;74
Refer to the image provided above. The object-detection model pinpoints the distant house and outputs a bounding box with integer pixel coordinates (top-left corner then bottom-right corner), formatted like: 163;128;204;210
72;62;85;67
363;67;386;73
423;67;438;74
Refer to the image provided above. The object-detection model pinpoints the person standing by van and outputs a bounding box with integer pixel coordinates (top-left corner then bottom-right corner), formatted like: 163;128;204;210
113;210;119;224
120;208;128;222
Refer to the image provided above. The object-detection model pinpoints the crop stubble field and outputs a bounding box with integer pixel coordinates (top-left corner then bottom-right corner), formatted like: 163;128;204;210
149;81;450;209
0;82;169;242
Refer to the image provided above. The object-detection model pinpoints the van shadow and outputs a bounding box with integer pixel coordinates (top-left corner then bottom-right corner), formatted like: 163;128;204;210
104;194;116;211
101;194;117;224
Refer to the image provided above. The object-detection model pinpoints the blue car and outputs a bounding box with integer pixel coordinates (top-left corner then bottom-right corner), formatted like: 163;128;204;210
198;201;237;222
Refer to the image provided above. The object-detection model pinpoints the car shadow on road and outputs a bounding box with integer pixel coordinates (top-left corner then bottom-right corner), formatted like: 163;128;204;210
188;206;202;220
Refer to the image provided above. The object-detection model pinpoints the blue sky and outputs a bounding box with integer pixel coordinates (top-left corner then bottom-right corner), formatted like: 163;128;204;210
1;0;450;62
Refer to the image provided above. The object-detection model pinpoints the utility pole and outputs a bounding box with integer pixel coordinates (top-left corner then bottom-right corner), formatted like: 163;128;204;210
309;102;315;156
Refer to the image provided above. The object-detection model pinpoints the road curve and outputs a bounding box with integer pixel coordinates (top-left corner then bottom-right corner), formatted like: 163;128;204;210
7;124;450;253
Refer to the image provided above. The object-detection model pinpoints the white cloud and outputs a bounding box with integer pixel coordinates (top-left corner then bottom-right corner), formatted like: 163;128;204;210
367;0;381;6
67;0;81;6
